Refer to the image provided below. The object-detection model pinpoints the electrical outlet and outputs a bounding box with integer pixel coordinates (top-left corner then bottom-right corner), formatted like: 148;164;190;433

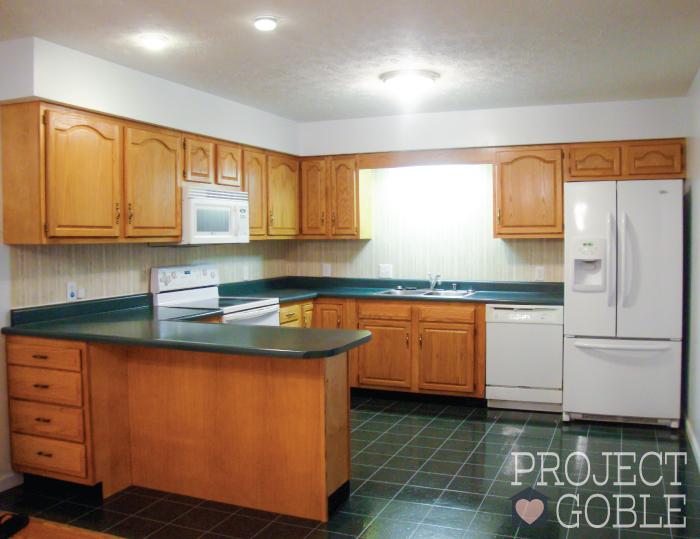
322;264;331;277
243;266;250;281
66;281;77;302
77;288;86;300
534;266;545;282
379;264;393;279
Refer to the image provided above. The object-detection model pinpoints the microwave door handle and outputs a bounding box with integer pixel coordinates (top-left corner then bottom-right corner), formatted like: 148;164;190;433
234;206;240;236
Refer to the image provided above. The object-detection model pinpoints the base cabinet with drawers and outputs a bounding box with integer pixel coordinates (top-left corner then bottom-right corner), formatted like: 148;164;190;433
279;301;315;327
353;300;485;398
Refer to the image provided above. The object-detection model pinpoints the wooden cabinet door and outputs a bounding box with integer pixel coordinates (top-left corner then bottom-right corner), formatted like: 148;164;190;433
185;138;214;184
627;143;683;176
417;322;475;393
244;150;267;236
124;127;181;238
317;304;343;329
45;110;121;238
494;149;563;237
301;160;327;235
268;155;300;236
358;320;411;389
569;145;621;178
330;158;357;237
302;303;314;328
217;143;243;189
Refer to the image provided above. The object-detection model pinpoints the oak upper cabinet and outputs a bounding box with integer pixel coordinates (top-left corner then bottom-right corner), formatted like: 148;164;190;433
124;127;182;238
244;150;267;237
45;110;122;238
568;145;621;178
329;158;357;237
216;143;243;189
627;142;684;176
300;160;327;236
494;148;564;238
185;137;215;184
268;155;300;236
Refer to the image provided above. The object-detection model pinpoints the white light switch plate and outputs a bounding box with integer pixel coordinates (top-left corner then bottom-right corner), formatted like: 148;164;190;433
379;264;393;279
322;264;331;277
243;266;250;281
66;281;77;302
534;266;545;281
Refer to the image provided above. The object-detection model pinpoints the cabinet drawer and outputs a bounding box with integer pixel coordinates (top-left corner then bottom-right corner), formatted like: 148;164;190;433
279;304;301;323
11;433;87;478
8;366;83;407
358;301;412;321
7;343;81;372
280;319;302;328
10;400;84;443
415;304;475;323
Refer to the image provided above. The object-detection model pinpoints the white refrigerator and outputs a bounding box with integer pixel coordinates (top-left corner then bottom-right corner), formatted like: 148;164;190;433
563;179;683;427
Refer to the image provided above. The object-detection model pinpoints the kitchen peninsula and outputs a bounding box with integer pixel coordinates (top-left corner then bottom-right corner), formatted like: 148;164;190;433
2;312;371;522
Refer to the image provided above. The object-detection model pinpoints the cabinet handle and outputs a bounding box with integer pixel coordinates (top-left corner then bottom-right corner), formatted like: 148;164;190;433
285;312;295;318
32;355;48;360
36;452;52;458
116;202;120;224
332;212;336;228
419;332;422;349
33;384;49;389
406;332;409;348
270;210;274;225
337;315;341;327
35;418;51;423
497;208;501;225
303;316;307;327
128;203;134;224
321;212;325;226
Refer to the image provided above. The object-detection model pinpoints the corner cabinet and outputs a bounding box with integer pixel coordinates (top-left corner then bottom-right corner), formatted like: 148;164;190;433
2;102;182;245
494;148;564;239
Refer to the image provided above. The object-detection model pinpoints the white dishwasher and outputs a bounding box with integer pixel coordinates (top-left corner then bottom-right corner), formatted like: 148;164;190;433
485;304;564;412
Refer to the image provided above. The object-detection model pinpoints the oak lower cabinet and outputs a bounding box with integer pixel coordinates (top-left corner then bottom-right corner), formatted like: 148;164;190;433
279;301;315;328
355;301;485;398
316;302;344;330
494;148;564;239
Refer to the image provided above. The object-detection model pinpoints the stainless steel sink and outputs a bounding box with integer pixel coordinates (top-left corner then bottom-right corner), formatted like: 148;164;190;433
373;288;477;298
373;289;426;296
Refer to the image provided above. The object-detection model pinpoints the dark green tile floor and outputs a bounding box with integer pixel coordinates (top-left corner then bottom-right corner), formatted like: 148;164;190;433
1;395;698;538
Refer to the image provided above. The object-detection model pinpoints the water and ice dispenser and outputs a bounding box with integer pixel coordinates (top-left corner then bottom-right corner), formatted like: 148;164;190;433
571;238;607;292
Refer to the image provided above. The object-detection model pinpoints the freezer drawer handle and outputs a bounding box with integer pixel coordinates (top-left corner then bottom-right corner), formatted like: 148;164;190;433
573;342;671;352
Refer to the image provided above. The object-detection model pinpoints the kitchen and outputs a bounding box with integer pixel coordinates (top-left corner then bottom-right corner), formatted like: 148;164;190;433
1;2;700;538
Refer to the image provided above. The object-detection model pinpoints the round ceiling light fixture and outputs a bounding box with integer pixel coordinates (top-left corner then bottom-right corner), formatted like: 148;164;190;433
140;35;169;50
254;16;279;31
380;70;440;98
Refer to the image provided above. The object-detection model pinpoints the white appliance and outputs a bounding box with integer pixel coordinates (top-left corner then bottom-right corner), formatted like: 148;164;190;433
486;305;564;412
563;179;683;427
151;264;279;326
180;184;249;245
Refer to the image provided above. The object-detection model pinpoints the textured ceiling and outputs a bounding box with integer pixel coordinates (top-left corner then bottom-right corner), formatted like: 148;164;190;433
1;0;699;122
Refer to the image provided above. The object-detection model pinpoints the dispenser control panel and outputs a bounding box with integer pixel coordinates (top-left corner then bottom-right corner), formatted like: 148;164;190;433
570;238;607;292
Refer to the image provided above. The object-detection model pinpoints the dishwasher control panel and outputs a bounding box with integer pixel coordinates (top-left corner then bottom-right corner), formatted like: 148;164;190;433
485;305;563;325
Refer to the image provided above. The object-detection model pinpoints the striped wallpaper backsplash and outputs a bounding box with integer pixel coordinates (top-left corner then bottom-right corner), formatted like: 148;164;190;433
9;164;563;308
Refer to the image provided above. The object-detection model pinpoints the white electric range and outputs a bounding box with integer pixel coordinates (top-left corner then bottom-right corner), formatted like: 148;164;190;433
151;264;280;326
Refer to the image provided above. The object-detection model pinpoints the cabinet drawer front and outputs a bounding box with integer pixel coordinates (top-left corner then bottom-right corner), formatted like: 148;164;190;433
10;400;85;443
280;319;301;328
628;143;683;175
358;301;412;321
7;343;81;371
415;304;475;323
8;366;83;407
11;433;87;478
279;304;301;323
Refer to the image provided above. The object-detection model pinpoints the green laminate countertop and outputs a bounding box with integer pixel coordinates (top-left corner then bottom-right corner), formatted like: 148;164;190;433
2;306;371;359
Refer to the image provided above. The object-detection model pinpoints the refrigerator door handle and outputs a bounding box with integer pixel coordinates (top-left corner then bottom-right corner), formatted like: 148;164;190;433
573;342;671;353
607;212;616;308
620;212;629;308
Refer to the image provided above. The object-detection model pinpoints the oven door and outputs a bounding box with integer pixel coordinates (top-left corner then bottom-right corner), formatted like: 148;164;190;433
222;305;280;326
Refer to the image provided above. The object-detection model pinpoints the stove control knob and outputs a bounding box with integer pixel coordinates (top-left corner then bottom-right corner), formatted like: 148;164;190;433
202;268;207;276
171;271;177;279
165;275;171;284
211;270;216;279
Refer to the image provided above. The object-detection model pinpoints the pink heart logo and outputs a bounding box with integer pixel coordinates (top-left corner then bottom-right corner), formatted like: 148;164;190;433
515;498;545;524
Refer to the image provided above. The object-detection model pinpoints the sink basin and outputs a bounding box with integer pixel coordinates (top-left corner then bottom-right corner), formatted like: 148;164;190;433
373;289;426;296
420;290;476;297
373;288;477;298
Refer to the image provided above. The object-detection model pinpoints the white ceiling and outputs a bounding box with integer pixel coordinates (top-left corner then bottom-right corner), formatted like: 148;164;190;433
1;0;699;122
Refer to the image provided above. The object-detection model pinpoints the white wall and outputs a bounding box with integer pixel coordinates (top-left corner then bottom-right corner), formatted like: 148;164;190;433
0;114;24;490
300;98;689;156
0;38;300;155
686;68;700;461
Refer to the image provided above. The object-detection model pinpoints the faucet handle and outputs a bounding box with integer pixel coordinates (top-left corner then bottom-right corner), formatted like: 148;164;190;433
436;275;441;285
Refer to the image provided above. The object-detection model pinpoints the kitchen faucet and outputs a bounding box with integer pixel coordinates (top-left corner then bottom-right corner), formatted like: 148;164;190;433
428;273;442;290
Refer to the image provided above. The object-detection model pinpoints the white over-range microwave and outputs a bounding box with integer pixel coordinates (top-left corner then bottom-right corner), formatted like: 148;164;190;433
180;184;250;245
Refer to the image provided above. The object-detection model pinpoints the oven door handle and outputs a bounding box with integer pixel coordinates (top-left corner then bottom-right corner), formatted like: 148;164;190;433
222;305;280;322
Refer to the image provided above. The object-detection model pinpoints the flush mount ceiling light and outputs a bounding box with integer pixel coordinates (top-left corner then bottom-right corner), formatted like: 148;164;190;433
254;16;279;31
140;35;169;50
380;70;440;98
